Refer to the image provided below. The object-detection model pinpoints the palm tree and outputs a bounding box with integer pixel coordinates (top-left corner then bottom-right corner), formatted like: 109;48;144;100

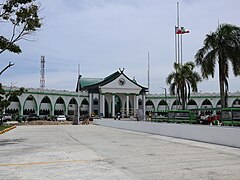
195;24;240;108
166;62;202;110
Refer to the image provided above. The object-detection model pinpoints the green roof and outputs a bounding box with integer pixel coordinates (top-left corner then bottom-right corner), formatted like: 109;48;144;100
80;78;103;88
77;70;148;93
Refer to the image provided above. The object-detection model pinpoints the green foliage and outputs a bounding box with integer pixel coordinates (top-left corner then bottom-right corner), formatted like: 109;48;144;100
166;62;202;110
0;0;42;54
0;126;11;131
0;36;21;53
195;24;240;108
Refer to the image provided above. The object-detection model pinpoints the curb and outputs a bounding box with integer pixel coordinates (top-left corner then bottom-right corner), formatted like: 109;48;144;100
0;125;16;135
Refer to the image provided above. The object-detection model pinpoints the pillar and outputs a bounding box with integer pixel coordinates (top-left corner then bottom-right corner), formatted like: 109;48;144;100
134;94;139;117
142;94;146;121
112;94;115;117
102;94;105;117
126;94;129;117
89;93;92;116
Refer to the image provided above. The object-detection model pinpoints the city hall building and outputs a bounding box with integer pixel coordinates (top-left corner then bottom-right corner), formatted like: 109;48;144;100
4;69;240;120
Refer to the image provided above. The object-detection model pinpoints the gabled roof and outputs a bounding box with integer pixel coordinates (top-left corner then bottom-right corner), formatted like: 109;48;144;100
77;70;148;93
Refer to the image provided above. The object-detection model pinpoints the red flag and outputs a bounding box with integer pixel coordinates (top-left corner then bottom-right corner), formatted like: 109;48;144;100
175;27;182;34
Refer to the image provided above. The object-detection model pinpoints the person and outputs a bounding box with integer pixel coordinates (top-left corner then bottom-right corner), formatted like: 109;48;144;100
117;112;121;120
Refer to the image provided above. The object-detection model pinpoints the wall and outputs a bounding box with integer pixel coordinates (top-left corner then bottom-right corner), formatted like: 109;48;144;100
93;119;240;148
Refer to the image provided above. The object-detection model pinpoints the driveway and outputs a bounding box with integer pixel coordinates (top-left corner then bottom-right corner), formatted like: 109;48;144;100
0;125;240;180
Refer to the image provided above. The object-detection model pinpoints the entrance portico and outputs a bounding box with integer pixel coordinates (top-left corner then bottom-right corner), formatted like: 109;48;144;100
79;70;148;119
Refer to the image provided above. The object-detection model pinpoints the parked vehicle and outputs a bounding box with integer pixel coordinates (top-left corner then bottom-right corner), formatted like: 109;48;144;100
26;113;40;121
2;114;12;121
56;115;66;121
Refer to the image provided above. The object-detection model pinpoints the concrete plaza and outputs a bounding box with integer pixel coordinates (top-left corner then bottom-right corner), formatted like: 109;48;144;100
0;125;240;180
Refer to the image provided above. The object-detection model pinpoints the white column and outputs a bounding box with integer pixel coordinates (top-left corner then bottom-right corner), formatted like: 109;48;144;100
134;95;139;117
51;103;54;116
142;94;146;121
20;104;24;116
36;103;40;116
136;95;139;110
102;94;105;117
89;93;92;116
126;94;129;117
112;94;115;117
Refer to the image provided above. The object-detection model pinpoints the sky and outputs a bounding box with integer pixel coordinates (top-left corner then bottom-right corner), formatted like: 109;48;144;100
1;0;240;94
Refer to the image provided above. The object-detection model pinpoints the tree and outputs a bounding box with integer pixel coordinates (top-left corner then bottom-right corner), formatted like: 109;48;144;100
0;83;25;125
0;0;42;74
195;24;240;108
166;62;202;110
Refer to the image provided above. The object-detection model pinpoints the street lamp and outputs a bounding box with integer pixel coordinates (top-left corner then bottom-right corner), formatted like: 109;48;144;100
160;87;168;111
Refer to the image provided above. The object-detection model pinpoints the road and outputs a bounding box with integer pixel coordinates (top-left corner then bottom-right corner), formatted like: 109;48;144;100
0;125;240;180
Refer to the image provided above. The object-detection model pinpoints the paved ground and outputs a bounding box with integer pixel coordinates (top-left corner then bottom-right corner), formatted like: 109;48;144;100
0;125;240;180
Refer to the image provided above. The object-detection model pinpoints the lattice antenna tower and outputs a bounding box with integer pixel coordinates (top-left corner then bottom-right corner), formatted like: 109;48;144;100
40;55;45;89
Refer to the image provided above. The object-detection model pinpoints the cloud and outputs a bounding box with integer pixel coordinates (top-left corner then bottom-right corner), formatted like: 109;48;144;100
1;0;240;93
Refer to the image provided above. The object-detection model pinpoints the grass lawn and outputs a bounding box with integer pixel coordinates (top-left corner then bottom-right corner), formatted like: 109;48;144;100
0;126;11;131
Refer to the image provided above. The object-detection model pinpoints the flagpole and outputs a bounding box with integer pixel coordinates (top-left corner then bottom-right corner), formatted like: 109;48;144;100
147;52;150;93
176;2;180;109
180;33;183;65
175;26;177;64
177;2;180;65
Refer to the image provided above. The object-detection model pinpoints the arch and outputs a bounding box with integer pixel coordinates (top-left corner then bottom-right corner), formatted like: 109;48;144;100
186;99;198;110
8;95;20;102
68;97;78;116
109;95;122;117
157;99;168;111
199;99;214;116
40;96;52;116
54;97;66;115
80;98;89;115
201;99;213;109
6;95;21;115
216;99;221;108
114;95;122;114
232;98;240;107
146;99;154;111
216;99;228;108
105;99;109;118
171;99;182;110
138;99;143;109
23;95;37;115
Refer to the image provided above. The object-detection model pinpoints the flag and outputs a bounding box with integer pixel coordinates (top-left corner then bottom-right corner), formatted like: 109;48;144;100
181;27;190;34
175;26;182;34
175;27;190;34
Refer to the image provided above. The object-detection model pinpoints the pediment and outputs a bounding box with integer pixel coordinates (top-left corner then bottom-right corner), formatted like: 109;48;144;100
100;74;142;94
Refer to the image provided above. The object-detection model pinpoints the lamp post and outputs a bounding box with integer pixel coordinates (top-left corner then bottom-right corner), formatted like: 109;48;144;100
77;64;81;125
160;87;167;111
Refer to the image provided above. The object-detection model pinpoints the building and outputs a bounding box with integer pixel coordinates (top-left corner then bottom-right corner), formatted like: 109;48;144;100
78;69;148;119
4;69;240;119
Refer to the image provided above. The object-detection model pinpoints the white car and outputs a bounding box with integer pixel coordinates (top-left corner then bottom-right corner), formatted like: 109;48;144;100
2;114;12;121
56;115;66;121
